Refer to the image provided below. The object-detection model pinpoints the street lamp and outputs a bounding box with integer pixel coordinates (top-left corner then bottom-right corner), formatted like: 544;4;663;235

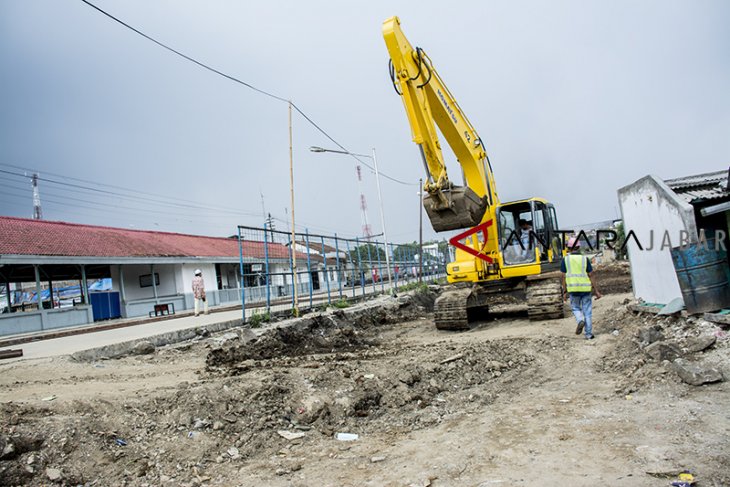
417;178;423;283
309;146;393;291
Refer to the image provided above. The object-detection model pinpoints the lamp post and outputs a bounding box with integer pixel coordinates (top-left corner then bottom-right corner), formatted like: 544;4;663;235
310;146;393;292
418;178;423;283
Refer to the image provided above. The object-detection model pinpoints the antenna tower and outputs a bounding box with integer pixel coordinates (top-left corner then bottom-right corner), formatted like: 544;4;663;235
32;173;42;220
356;165;373;240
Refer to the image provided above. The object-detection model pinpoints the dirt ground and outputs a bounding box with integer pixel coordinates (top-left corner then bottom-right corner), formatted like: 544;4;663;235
1;262;729;487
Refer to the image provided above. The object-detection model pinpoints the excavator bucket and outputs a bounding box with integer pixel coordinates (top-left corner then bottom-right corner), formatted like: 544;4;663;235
423;186;489;232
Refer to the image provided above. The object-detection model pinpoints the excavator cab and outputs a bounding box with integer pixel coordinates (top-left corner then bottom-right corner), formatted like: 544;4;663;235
497;198;562;268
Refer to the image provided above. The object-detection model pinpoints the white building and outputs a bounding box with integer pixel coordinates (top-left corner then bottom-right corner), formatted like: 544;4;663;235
618;169;730;308
0;217;317;336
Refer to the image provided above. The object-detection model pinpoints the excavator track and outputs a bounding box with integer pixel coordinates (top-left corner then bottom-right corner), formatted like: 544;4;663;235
434;288;474;330
526;275;565;321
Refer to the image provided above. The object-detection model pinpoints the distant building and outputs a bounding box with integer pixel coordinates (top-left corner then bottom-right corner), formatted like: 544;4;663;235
0;217;321;336
291;239;348;291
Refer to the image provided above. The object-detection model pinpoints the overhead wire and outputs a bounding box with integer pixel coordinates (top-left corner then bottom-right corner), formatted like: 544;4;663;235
78;0;416;187
290;104;414;185
0;162;259;215
78;0;287;103
0;176;364;239
0;189;252;234
0;181;248;220
0;167;263;218
0;184;420;243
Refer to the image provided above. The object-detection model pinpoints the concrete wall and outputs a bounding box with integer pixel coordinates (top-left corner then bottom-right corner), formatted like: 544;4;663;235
618;174;698;304
119;264;180;300
0;305;93;337
176;264;216;297
126;295;187;318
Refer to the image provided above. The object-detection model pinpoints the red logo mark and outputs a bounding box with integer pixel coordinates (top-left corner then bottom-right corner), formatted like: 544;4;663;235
448;220;494;263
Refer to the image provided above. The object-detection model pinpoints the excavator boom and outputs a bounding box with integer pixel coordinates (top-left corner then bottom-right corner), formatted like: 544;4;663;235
383;16;498;232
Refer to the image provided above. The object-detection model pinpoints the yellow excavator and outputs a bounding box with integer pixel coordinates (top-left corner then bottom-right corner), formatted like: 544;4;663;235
383;16;565;330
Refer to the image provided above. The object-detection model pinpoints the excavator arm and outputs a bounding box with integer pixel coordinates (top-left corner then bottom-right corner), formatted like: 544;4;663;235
383;16;499;231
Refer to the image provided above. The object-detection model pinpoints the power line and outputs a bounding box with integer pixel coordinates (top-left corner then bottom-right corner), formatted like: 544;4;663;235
79;0;287;103
0;191;258;234
0;171;366;238
78;0;416;187
0;167;262;218
290;104;414;185
0;182;363;239
0;162;258;215
0;181;247;220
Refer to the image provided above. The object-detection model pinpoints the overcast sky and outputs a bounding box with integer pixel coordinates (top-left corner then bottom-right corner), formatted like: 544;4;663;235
1;0;728;243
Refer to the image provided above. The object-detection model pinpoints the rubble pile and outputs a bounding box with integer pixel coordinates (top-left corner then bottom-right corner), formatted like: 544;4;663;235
598;302;728;393
206;287;437;370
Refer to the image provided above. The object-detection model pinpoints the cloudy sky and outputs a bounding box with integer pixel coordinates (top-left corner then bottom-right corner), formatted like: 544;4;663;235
1;0;728;244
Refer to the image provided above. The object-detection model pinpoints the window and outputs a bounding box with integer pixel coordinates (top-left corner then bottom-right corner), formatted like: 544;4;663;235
498;202;536;266
533;202;548;259
549;206;563;256
139;273;160;288
242;264;265;287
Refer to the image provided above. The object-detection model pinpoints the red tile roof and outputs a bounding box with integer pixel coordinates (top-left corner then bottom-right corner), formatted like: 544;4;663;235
295;240;347;259
0;216;312;261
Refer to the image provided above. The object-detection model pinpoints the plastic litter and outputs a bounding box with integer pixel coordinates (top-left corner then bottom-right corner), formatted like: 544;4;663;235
115;438;127;446
672;470;695;487
335;432;359;441
670;471;695;487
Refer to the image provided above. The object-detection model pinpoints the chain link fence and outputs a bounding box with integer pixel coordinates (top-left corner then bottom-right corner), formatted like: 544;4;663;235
235;225;451;321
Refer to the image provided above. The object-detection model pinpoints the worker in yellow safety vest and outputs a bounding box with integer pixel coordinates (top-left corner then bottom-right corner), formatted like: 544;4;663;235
561;237;602;339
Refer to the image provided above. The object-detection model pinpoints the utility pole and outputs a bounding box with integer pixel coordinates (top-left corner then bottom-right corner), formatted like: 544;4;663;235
265;213;275;241
418;178;423;283
288;102;299;315
32;173;42;220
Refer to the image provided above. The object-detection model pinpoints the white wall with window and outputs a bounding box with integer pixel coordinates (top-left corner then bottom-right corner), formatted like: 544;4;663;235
113;264;179;300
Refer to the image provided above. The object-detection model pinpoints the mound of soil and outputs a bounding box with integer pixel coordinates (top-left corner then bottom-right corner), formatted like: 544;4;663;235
592;260;632;294
207;289;437;371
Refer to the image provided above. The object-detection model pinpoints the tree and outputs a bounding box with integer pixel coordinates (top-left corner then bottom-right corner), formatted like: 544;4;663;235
613;222;627;260
348;243;386;267
393;242;419;261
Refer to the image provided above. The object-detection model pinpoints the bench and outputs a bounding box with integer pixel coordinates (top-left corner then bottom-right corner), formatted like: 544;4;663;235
149;303;175;317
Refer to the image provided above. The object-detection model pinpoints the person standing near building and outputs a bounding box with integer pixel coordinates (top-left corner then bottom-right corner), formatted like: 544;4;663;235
561;237;601;339
192;269;208;316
